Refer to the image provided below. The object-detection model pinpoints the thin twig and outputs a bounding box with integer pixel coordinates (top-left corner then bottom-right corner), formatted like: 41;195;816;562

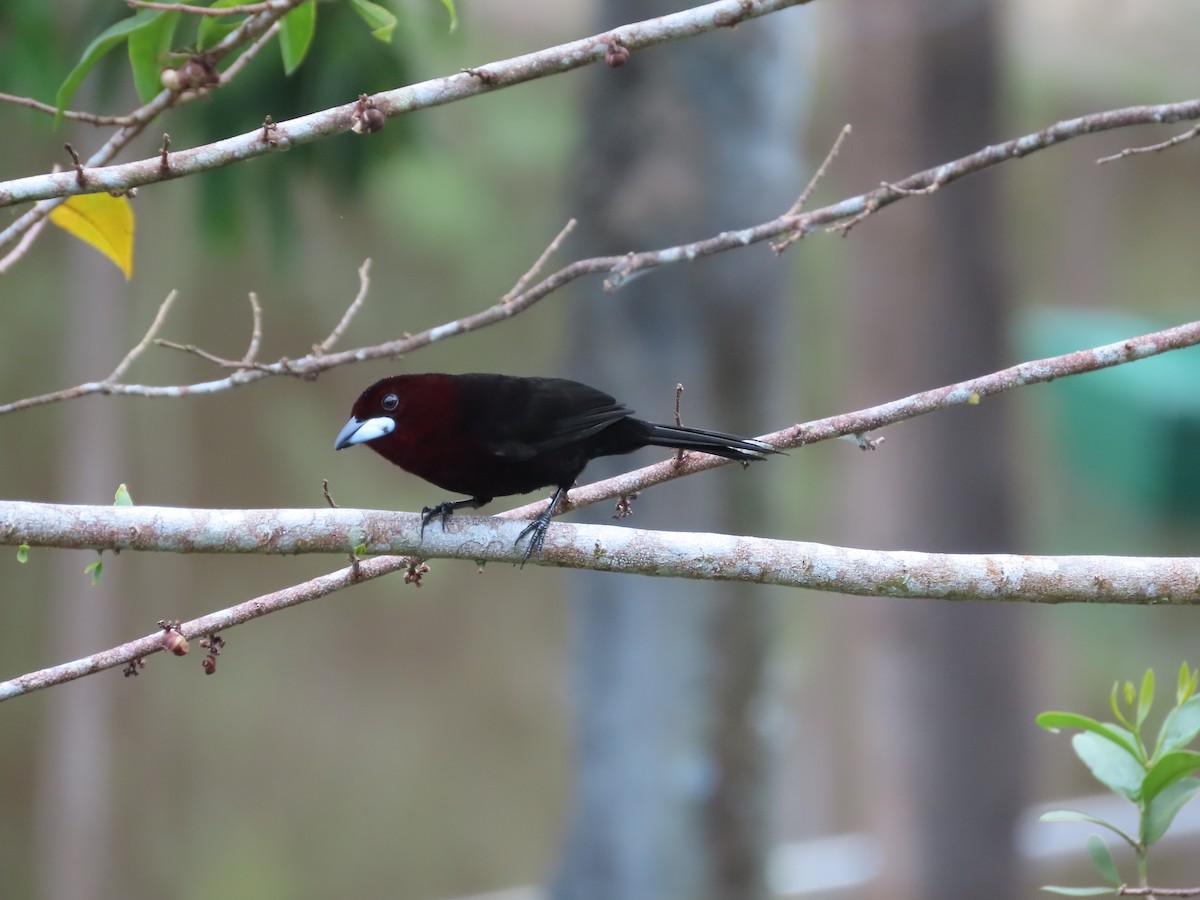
0;91;135;126
126;0;278;13
0;212;48;274
501;317;1200;523
1118;886;1200;897
5;95;1200;419
502;219;577;302
153;340;244;369
107;291;179;382
1098;122;1200;164
772;123;852;253
316;259;371;354
219;20;281;84
672;383;686;464
242;293;263;365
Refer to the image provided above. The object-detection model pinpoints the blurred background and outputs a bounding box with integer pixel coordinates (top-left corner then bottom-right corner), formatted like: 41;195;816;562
2;0;1200;898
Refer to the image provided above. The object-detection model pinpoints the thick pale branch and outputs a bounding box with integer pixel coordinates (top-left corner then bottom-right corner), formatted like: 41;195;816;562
3;502;1198;607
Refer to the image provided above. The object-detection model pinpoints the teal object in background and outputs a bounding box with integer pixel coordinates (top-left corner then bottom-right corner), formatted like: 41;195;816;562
1017;308;1200;519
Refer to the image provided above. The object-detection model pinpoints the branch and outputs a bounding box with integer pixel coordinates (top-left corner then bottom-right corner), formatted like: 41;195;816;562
0;552;411;702
501;317;1200;518
0;0;811;224
7;101;1200;418
0;91;135;126
0;0;309;255
5;502;1200;597
5;315;1200;700
126;0;280;14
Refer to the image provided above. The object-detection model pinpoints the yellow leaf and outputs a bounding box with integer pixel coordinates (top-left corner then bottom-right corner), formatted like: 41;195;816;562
49;193;135;279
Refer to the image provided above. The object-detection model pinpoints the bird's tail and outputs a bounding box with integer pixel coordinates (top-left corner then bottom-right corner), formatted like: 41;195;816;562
641;423;778;461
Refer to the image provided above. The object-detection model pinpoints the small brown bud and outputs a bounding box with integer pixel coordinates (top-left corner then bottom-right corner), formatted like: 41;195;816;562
605;42;630;68
351;96;386;134
161;629;189;656
202;656;217;675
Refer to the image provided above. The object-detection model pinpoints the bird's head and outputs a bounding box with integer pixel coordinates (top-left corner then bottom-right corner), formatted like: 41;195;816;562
333;378;405;451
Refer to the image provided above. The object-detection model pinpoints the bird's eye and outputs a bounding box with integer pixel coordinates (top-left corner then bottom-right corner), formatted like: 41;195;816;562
382;393;399;411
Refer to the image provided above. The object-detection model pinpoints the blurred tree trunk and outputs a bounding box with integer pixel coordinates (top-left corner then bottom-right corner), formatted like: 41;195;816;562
835;1;1030;898
33;242;126;900
550;3;809;899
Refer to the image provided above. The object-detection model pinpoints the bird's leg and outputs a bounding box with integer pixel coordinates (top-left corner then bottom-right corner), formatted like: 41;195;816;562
420;497;490;539
515;485;567;566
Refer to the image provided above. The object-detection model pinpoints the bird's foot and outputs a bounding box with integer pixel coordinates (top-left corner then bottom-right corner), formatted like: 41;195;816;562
515;510;553;567
419;503;456;539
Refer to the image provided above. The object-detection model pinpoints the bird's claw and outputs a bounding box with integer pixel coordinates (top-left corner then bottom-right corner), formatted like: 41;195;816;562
515;515;551;568
419;503;455;540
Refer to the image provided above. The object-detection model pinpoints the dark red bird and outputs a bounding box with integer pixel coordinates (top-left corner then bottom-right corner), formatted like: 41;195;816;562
334;373;777;561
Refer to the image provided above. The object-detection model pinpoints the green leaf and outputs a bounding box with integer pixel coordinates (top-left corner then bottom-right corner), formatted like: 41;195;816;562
128;7;180;102
114;483;134;506
1141;749;1200;806
278;0;316;75
354;542;367;557
1177;663;1192;706
349;0;397;42
84;558;103;585
1040;887;1116;897
1157;696;1200;756
56;9;165;124
1086;835;1120;887
435;0;457;32
17;544;29;564
1039;810;1137;848
1072;732;1145;801
1038;712;1141;761
197;0;246;51
1137;669;1155;730
1144;776;1200;846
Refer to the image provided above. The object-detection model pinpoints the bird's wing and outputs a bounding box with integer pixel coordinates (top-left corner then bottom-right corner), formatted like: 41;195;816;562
472;377;632;460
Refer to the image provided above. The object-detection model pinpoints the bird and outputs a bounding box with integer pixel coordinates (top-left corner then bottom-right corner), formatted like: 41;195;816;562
333;373;778;563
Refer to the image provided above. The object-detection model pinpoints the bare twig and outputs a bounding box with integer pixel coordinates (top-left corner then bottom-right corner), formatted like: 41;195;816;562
126;0;278;14
107;291;178;382
772;123;852;253
502;317;1200;522
242;293;263;365
1118;887;1200;897
0;91;135;126
0;553;414;702
153;340;245;369
502;219;577;302
5;96;1200;419
63;144;86;187
673;383;685;464
219;20;281;84
1098;122;1200;164
0;211;48;274
315;259;371;354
